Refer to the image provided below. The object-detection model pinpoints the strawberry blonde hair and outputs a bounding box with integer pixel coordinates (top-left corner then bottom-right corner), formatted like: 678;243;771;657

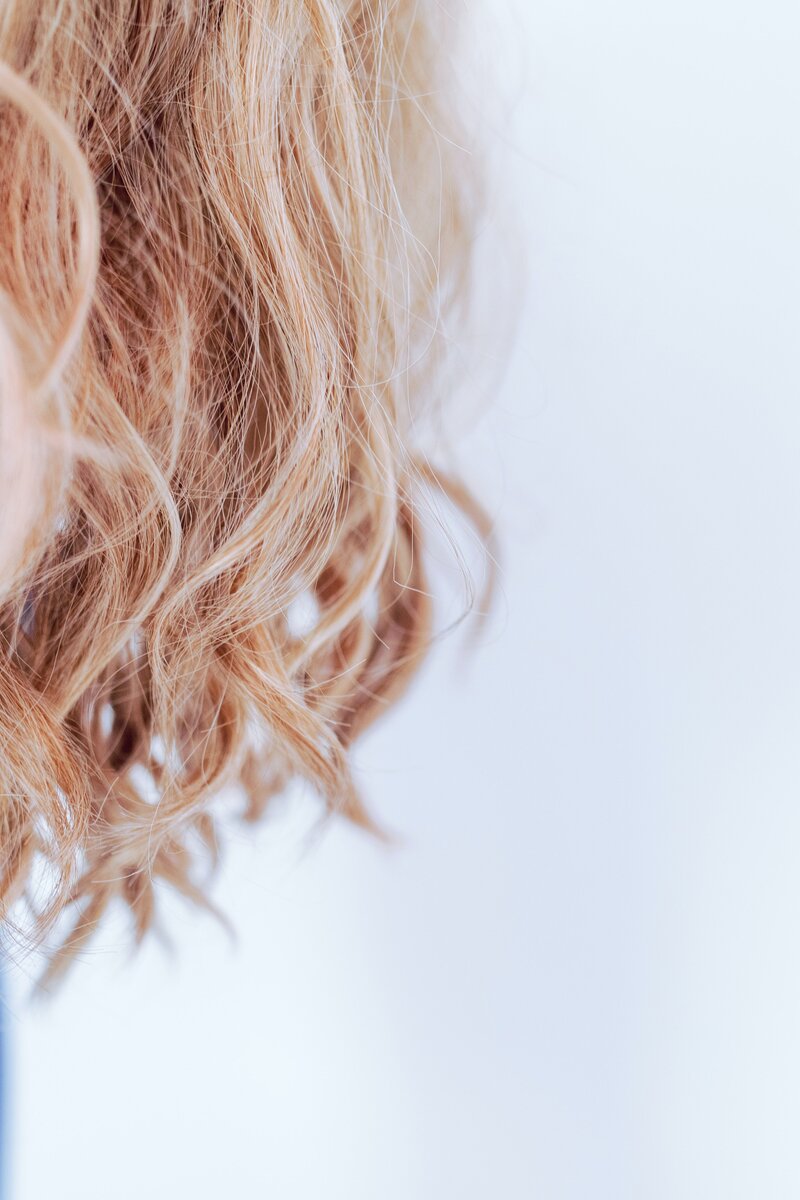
0;0;487;981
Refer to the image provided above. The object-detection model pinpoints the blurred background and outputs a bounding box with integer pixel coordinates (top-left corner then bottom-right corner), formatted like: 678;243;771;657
7;0;800;1196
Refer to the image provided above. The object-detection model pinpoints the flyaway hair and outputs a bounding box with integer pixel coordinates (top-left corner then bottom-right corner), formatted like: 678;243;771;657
0;0;488;982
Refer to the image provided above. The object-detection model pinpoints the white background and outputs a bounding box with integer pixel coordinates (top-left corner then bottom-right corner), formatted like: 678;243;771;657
7;0;800;1196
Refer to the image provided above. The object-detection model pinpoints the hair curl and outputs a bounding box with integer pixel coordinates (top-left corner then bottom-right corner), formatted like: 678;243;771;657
0;0;487;982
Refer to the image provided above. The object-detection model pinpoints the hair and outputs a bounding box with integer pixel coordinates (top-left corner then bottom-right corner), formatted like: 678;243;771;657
0;0;488;983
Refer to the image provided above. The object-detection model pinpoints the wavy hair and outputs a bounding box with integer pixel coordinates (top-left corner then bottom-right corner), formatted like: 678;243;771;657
0;0;487;982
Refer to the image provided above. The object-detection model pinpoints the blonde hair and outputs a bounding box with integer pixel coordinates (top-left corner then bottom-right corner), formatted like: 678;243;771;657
0;0;487;982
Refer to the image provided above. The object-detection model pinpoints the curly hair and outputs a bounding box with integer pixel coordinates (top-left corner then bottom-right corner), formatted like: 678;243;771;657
0;0;487;983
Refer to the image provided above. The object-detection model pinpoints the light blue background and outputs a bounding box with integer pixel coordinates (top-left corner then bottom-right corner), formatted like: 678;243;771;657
8;0;800;1196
